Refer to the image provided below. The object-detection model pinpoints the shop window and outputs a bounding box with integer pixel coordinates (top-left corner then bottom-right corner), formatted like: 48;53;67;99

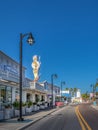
0;86;6;102
0;86;12;103
27;93;30;102
6;86;12;102
35;94;40;103
15;88;19;101
41;95;45;102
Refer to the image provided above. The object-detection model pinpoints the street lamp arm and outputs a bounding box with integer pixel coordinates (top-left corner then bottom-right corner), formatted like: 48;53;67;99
51;74;57;79
21;32;32;39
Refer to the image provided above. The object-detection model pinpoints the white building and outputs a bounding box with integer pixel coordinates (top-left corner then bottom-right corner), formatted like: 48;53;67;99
0;51;60;109
71;89;81;103
76;89;81;98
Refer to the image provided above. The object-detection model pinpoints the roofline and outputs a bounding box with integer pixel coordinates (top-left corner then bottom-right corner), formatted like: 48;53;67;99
0;50;26;69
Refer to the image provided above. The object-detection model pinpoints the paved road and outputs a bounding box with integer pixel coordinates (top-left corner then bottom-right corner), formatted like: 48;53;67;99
23;105;81;130
79;103;98;130
1;103;98;130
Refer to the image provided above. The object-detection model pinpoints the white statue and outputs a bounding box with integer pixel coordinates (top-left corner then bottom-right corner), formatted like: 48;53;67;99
31;55;41;81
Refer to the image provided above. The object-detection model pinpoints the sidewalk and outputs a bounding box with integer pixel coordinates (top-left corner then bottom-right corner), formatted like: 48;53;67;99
0;107;60;130
91;104;98;111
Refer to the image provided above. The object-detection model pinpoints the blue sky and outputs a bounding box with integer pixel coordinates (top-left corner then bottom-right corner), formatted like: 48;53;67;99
0;0;98;93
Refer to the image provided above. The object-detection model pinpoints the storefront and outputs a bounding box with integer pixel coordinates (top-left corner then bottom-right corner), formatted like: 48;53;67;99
0;79;20;109
0;51;22;109
23;81;48;103
0;85;12;103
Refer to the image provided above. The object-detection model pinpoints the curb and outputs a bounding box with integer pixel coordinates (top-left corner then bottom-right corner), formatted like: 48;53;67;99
17;108;59;130
91;105;98;110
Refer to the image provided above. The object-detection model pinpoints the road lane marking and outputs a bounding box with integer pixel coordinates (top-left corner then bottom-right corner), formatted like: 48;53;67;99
75;106;92;130
77;106;92;130
75;107;86;130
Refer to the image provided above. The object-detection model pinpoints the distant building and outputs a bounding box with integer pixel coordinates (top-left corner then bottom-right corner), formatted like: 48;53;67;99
76;89;81;98
61;90;69;94
71;89;81;103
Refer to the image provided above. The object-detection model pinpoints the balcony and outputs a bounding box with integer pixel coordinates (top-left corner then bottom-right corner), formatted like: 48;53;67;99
30;82;46;93
0;70;19;83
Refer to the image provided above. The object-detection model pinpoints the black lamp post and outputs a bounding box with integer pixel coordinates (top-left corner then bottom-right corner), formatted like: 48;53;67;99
61;81;65;101
51;74;57;108
18;33;35;121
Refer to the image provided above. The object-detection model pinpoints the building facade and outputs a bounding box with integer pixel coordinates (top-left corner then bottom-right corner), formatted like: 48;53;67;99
0;51;21;106
0;51;60;109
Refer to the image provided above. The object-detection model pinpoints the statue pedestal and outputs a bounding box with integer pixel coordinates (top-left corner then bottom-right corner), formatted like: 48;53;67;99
30;81;36;89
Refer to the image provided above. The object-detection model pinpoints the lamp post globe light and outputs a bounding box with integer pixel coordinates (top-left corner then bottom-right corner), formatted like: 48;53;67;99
51;74;57;108
18;32;35;121
61;81;65;101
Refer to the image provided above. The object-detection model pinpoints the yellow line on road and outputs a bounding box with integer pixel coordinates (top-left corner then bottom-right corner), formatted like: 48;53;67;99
75;107;86;130
77;106;92;130
75;106;92;130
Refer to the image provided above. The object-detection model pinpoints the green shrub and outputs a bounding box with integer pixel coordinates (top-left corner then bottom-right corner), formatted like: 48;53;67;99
33;102;37;105
26;101;33;108
13;101;19;109
22;102;26;107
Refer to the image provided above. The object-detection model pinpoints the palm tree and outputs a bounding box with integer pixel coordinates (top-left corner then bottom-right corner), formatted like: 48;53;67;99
61;81;65;101
81;92;89;101
95;82;98;90
90;84;96;95
94;82;98;96
65;87;69;91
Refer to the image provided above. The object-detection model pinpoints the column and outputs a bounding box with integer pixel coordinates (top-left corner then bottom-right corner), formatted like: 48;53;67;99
12;87;16;103
22;91;26;102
